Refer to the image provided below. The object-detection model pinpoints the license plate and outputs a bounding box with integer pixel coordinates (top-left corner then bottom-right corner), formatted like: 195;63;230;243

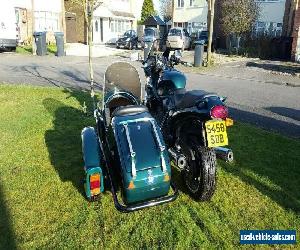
205;120;228;147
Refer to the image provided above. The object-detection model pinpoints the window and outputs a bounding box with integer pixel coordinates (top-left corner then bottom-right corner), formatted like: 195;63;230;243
177;0;184;7
35;11;59;32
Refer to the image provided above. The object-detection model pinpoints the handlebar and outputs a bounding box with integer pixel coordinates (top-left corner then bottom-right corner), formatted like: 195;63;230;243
143;38;194;70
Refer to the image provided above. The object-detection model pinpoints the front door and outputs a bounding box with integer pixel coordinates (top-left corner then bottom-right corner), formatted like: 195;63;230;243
93;17;103;44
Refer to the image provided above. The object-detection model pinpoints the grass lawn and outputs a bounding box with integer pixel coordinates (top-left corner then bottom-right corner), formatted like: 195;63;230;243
0;84;299;249
16;44;57;56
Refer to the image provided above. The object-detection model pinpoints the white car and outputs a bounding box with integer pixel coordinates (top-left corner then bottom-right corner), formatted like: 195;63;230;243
167;28;191;51
0;0;17;51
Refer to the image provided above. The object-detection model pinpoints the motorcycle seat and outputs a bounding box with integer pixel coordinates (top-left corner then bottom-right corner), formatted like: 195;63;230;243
112;105;149;117
174;90;217;109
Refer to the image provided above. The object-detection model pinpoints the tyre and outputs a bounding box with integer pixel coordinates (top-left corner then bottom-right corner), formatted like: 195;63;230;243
180;136;216;201
128;42;133;50
181;43;185;52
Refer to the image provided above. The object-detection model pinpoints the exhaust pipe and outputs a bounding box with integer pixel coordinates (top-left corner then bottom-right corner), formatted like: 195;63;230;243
168;148;187;170
215;147;234;163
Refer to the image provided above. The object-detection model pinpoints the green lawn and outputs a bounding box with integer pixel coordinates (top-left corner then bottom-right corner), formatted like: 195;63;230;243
0;84;299;249
16;44;57;55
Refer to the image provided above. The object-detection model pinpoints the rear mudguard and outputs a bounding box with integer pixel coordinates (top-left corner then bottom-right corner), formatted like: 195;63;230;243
168;109;208;146
81;127;104;200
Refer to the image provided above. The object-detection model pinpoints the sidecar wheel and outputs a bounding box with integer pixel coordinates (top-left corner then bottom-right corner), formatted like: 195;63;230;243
181;137;216;201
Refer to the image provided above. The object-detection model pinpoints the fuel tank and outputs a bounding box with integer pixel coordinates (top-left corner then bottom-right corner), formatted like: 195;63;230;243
157;69;186;95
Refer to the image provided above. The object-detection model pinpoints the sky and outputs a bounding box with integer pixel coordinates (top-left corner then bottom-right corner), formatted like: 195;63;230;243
153;0;160;11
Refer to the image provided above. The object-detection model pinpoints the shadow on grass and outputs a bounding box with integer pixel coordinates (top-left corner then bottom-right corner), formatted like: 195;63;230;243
246;61;300;76
43;91;94;198
0;183;16;249
223;121;300;214
227;107;300;213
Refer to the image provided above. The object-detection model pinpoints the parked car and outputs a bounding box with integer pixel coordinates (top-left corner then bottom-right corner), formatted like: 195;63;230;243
116;30;138;50
0;0;17;51
141;27;159;50
167;28;191;51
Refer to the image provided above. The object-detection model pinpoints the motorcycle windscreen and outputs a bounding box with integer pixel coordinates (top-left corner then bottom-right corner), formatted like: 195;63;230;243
103;62;142;106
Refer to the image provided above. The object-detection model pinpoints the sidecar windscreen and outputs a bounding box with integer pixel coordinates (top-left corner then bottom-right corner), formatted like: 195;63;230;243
103;62;142;108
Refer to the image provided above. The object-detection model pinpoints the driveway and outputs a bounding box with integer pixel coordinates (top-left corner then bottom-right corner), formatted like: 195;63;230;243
0;53;299;138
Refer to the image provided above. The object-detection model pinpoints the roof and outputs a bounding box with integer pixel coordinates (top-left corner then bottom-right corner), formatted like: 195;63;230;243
111;11;135;19
153;15;165;26
143;15;166;26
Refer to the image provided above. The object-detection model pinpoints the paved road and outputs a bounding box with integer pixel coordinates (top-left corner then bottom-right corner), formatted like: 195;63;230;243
0;53;299;138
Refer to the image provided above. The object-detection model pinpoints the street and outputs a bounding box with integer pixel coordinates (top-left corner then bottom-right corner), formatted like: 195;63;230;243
0;53;299;138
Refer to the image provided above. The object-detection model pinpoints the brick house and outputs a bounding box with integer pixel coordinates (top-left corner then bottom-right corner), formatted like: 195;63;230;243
64;0;138;44
283;0;300;61
14;0;65;44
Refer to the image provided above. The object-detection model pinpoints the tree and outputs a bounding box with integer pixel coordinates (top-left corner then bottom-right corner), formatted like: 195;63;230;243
207;0;215;65
67;0;103;104
141;0;156;23
220;0;260;50
159;0;173;22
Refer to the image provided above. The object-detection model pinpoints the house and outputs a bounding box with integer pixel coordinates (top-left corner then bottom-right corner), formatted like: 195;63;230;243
173;0;208;34
172;0;286;37
64;0;138;44
253;0;286;37
283;0;300;61
14;0;65;44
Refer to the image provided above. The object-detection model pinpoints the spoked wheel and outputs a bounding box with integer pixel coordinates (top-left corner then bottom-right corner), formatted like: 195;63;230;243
180;136;217;201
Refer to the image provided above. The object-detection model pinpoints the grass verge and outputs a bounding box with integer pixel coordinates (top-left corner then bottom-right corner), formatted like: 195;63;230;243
16;44;57;55
0;84;299;248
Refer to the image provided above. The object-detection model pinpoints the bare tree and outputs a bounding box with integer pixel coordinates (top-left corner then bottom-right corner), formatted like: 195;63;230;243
67;0;103;101
220;0;260;51
207;0;215;65
159;0;173;21
31;0;36;55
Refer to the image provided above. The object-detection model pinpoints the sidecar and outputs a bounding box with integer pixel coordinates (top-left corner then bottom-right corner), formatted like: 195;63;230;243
81;62;178;212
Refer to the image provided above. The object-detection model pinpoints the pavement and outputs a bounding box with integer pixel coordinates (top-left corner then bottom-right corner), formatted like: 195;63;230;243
0;52;299;138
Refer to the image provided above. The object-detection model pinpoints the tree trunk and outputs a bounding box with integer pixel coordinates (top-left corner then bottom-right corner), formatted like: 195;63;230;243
88;0;95;98
236;35;241;54
172;0;175;28
31;0;36;55
207;0;215;65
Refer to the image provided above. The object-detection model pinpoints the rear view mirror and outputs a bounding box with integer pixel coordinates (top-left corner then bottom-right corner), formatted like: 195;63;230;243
175;50;182;59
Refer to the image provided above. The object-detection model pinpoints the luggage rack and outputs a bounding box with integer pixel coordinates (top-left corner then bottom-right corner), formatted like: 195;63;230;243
120;117;168;176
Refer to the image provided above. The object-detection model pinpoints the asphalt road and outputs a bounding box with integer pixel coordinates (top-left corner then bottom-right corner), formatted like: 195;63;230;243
0;53;299;138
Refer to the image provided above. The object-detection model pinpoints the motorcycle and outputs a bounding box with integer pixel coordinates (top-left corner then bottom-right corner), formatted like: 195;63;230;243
141;41;234;201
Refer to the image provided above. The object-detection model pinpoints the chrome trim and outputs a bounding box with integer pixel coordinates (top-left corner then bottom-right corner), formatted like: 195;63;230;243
123;123;137;177
215;147;234;163
150;119;167;173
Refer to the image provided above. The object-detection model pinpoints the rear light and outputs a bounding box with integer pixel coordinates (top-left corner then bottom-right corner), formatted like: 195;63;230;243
210;105;228;119
90;174;100;195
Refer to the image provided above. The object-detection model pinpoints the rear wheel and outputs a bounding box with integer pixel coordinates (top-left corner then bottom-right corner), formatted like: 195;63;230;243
180;136;216;201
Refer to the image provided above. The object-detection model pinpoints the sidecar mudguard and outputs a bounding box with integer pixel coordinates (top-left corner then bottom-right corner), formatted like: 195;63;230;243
81;127;104;200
